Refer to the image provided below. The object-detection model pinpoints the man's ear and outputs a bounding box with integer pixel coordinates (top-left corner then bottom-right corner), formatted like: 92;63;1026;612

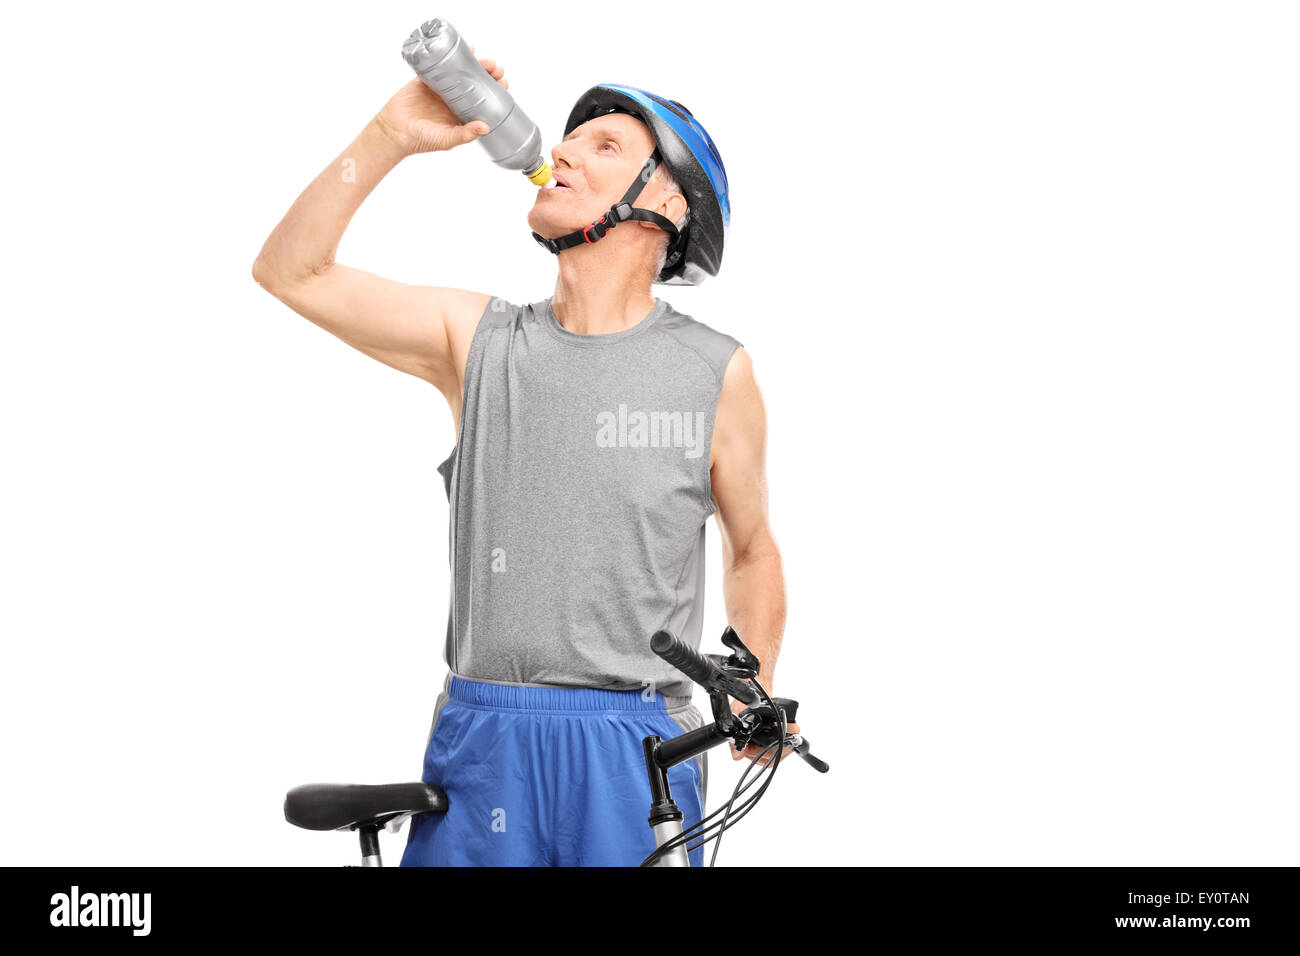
639;180;687;226
660;190;689;226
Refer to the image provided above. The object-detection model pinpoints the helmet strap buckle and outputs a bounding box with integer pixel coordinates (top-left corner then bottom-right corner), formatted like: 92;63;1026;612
581;202;636;243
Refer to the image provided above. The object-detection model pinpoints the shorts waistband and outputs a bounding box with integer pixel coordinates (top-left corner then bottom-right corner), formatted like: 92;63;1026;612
448;675;692;713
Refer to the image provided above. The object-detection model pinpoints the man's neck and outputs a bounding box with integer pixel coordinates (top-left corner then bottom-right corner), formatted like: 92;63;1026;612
551;260;658;335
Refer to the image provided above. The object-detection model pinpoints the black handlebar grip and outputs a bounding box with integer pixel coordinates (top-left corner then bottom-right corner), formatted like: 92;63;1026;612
651;629;721;691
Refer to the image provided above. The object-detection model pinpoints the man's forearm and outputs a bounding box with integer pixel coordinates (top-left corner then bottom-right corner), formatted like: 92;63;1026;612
253;118;409;290
721;550;788;693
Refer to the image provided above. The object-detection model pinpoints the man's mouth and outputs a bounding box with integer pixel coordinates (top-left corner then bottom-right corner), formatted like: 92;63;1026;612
552;173;572;189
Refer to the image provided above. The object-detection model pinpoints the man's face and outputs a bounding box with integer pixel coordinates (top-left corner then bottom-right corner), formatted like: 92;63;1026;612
528;112;664;237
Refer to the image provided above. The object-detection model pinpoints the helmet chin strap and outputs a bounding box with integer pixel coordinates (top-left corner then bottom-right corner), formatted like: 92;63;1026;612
532;148;684;262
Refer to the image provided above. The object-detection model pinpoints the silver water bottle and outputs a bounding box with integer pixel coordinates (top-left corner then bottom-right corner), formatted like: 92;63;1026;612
401;18;554;187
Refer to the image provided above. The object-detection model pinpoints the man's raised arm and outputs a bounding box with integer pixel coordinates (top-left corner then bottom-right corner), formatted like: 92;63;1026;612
251;61;509;418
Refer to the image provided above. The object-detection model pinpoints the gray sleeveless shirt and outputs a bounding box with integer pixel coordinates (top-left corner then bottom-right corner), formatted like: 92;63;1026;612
436;294;742;701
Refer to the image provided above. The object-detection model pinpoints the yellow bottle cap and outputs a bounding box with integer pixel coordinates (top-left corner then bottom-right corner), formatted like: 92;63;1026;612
526;161;553;187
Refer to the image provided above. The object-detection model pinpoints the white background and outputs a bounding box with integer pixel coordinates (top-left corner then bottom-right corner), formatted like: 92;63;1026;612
2;1;1296;866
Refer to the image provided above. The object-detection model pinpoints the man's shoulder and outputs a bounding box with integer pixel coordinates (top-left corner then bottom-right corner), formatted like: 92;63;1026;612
482;294;531;323
654;300;743;385
456;295;545;343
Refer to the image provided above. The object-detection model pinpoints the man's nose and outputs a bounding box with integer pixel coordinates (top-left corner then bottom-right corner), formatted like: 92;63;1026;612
551;140;578;170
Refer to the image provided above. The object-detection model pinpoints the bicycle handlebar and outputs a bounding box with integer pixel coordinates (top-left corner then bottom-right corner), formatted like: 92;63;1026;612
651;628;828;775
651;629;758;704
649;629;715;689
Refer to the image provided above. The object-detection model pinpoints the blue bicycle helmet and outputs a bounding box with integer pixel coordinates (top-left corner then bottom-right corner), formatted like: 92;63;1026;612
531;83;730;285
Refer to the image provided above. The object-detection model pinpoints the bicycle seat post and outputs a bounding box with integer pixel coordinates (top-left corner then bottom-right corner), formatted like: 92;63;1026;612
359;824;382;867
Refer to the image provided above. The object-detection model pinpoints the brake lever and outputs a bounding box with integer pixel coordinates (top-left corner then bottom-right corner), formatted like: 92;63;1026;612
719;625;761;676
785;734;830;773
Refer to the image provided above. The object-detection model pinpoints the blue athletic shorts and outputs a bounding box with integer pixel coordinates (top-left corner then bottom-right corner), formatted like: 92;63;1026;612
399;675;708;867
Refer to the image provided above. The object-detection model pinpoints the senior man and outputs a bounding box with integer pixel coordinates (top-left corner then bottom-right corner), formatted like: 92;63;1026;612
253;54;793;866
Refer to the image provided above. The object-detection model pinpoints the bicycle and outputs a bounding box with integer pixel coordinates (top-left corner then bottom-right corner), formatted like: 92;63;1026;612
283;626;827;866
